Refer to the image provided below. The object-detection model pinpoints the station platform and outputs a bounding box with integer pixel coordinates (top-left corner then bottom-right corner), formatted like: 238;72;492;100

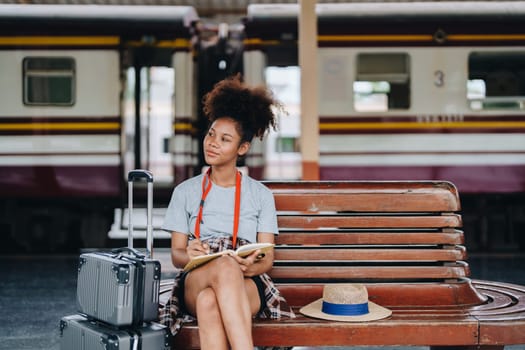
1;249;524;350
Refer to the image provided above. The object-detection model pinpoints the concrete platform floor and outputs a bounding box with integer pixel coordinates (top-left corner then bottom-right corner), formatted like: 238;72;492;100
1;250;524;350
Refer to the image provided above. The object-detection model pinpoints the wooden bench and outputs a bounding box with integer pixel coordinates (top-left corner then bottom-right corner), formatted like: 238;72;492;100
159;181;525;349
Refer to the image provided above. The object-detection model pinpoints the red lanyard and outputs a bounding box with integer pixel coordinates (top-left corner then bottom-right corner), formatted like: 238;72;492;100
194;169;242;249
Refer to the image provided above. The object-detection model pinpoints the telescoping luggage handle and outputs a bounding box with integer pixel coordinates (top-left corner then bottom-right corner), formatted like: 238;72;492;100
127;169;154;258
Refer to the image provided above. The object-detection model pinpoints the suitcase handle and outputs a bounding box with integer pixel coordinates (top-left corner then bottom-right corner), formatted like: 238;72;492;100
128;170;153;183
128;169;154;257
111;247;146;259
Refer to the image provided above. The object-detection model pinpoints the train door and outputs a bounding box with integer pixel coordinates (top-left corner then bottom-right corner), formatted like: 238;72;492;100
110;49;196;241
113;65;177;241
122;66;174;185
122;46;196;186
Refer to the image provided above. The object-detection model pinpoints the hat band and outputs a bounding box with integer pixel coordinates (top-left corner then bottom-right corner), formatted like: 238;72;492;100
322;301;369;316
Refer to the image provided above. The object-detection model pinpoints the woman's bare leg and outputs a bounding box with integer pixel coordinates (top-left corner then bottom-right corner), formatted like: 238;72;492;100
185;256;261;350
195;287;228;350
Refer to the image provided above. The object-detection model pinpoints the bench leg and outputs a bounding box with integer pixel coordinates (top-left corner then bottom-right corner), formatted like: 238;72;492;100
430;347;504;350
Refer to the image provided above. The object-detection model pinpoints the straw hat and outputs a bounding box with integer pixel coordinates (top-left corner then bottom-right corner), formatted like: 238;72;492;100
299;284;392;322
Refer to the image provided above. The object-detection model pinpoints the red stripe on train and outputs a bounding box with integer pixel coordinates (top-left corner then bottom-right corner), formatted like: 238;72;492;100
320;165;525;193
0;165;121;197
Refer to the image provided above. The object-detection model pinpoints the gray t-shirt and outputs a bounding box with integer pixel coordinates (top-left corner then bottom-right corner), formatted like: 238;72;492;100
162;173;278;243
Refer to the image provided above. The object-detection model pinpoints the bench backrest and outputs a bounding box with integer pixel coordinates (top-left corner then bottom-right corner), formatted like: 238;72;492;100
263;181;484;308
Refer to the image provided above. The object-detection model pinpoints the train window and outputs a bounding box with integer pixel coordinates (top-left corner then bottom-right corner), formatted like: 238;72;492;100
468;51;525;110
354;53;410;111
23;57;75;106
275;137;299;153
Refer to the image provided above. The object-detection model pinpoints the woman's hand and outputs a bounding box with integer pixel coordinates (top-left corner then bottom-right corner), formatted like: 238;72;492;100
187;239;210;259
232;232;276;276
171;232;210;269
232;249;267;277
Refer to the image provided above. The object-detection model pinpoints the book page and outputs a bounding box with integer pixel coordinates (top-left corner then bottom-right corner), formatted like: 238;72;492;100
183;250;231;272
235;242;275;257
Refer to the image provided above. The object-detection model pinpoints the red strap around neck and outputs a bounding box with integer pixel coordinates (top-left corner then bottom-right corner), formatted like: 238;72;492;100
194;169;242;249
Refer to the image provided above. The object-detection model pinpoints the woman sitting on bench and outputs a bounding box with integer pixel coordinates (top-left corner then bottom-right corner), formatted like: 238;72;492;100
159;75;295;350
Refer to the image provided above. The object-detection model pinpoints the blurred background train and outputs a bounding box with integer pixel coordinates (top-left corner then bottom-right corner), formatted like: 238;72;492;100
1;1;524;253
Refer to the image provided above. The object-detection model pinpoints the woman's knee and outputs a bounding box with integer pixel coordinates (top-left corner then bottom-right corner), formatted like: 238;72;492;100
196;287;219;314
211;256;243;283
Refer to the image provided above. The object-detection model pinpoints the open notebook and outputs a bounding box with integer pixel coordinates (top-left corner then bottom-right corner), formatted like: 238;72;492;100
183;242;275;272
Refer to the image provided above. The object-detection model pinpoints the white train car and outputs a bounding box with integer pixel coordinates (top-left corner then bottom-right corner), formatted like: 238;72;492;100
243;2;525;250
0;4;198;251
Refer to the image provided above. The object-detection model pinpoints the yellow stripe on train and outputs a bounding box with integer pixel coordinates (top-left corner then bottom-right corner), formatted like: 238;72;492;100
320;121;525;130
126;38;191;49
0;122;120;131
246;34;525;45
318;34;434;42
447;34;525;41
319;34;525;42
243;38;283;46
173;122;194;132
0;36;120;46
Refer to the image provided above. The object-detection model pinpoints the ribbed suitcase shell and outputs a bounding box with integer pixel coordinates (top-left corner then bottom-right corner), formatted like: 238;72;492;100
59;314;170;350
76;251;161;326
76;169;161;327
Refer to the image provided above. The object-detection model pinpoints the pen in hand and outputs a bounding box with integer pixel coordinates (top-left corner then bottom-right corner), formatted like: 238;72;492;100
187;233;210;256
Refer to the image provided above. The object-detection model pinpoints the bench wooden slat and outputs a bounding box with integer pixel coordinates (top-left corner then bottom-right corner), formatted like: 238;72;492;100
275;246;466;261
276;230;465;245
276;282;486;307
267;181;460;212
268;264;469;281
479;320;525;346
250;315;478;347
277;214;462;229
273;193;459;212
174;313;479;348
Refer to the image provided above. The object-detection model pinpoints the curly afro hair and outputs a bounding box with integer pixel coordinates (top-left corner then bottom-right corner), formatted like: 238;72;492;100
202;74;281;143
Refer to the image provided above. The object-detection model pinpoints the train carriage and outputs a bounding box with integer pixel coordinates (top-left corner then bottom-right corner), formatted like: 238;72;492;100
0;4;199;251
243;2;525;250
1;2;525;252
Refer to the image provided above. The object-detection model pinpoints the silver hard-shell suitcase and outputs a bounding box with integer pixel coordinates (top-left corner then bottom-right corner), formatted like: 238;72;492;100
59;314;170;350
76;170;161;327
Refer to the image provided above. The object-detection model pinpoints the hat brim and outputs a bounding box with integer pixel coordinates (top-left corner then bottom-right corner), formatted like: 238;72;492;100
299;298;392;322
